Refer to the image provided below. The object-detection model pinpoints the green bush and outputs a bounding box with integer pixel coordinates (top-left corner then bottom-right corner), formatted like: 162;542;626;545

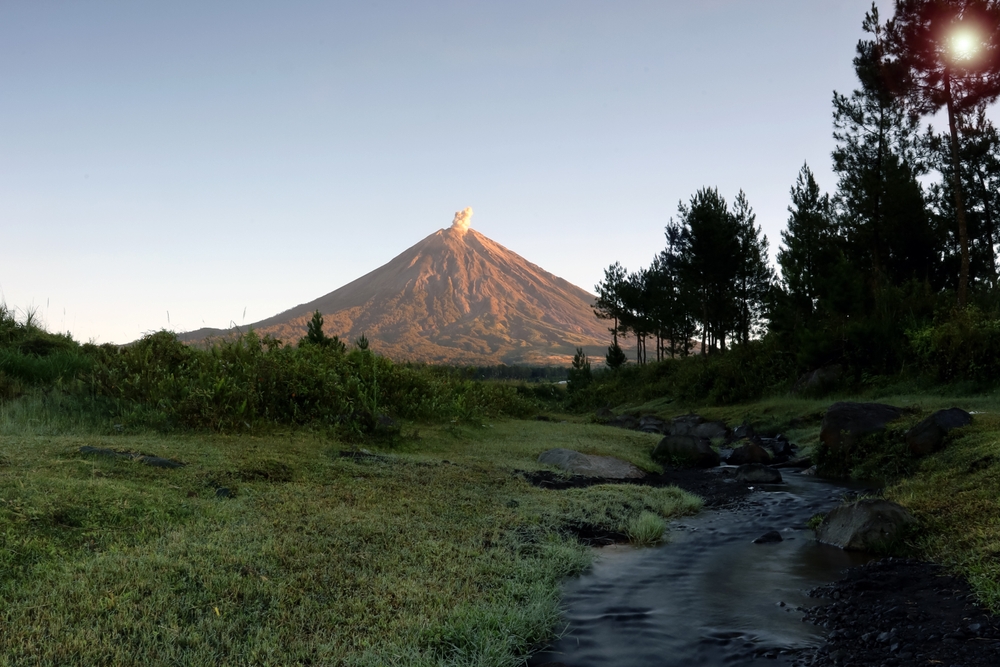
908;306;1000;385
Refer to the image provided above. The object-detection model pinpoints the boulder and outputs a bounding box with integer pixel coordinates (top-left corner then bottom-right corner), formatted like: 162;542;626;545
606;414;640;431
652;435;720;468
815;499;916;551
905;408;972;458
735;463;783;484
693;420;728;441
537;448;646;479
669;414;705;436
792;364;843;395
638;415;668;434
732;421;755;440
727;439;772;465
595;405;615;420
819;402;903;454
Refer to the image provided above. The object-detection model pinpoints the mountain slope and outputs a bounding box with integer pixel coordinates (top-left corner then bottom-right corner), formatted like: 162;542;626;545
180;217;609;365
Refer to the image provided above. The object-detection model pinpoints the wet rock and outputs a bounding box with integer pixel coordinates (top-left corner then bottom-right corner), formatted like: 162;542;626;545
905;408;972;458
792;364;843;395
727;439;771;465
652;435;720;468
820;402;903;455
815;499;916;551
668;414;704;436
537;448;646;479
694;420;728;440
735;463;783;484
753;530;783;544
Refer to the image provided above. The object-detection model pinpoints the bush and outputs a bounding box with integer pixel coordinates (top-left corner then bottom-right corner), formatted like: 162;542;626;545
907;306;1000;385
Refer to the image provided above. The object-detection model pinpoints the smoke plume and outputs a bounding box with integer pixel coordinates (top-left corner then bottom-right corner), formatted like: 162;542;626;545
451;207;473;234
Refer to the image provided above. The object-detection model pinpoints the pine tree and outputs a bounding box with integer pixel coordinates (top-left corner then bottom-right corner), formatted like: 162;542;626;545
594;262;629;350
567;347;593;392
778;164;840;314
833;4;933;293
889;0;1000;304
730;191;775;345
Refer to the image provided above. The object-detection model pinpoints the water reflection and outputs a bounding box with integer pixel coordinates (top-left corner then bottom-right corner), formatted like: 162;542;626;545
530;472;872;666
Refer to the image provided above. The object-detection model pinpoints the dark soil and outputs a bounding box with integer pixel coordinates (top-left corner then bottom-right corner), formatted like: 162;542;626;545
788;557;1000;666
519;467;753;509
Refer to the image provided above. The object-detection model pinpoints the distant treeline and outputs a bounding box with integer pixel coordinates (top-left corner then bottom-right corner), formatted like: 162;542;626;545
592;2;1000;386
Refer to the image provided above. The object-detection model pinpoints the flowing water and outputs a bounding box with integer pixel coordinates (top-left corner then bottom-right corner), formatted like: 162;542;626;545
529;471;872;666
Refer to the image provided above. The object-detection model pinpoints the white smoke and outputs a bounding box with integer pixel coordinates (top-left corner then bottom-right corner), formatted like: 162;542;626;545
450;207;473;234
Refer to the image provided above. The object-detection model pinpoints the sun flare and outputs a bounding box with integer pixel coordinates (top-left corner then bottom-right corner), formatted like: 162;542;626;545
950;30;979;60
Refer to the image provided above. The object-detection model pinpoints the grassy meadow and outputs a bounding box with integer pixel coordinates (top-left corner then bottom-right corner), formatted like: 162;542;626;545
0;411;700;667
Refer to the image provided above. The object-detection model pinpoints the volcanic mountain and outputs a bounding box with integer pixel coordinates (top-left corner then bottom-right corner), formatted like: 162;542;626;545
180;209;610;365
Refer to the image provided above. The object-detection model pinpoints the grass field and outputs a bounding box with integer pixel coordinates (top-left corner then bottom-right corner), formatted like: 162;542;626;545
0;415;699;667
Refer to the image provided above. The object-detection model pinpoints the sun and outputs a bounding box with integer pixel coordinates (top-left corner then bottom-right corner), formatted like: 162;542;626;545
950;29;979;61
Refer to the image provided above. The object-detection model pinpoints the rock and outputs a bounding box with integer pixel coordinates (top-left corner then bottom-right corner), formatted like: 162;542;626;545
760;437;795;460
537;448;646;479
215;487;234;498
732;421;755;440
669;414;705;436
606;414;640;431
727;439;772;465
792;364;843;395
652;435;720;468
753;530;783;544
905;408;972;457
736;463;783;484
815;499;916;551
819;402;903;454
595;405;615;420
693;420;728;440
638;415;668;434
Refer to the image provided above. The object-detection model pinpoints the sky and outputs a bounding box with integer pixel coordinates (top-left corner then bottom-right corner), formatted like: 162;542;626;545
0;0;956;344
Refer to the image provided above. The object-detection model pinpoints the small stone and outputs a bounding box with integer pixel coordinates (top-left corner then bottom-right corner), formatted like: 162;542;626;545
216;487;233;498
753;530;783;544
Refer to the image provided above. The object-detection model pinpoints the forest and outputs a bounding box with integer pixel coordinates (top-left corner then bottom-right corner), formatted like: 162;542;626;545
590;1;1000;394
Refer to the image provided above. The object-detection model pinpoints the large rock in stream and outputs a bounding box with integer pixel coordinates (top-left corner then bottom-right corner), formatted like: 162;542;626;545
652;435;720;468
537;448;646;479
815;499;916;551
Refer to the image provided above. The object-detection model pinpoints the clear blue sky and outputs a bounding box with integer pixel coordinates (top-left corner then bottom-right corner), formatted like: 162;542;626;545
1;0;939;344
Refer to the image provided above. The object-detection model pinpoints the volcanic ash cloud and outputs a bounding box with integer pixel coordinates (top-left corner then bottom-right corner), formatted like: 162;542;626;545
451;207;473;234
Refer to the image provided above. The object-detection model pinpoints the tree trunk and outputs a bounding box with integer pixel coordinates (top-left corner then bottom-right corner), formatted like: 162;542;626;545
945;69;971;307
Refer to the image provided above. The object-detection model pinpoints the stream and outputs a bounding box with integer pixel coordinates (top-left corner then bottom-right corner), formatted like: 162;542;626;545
529;470;872;666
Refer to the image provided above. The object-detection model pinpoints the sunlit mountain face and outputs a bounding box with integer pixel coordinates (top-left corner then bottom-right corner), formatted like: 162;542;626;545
180;212;609;365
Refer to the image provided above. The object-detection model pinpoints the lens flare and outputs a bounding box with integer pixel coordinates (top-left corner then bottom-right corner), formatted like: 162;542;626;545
950;29;979;60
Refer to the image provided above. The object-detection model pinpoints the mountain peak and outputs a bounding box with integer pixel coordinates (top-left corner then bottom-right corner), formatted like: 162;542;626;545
180;215;608;365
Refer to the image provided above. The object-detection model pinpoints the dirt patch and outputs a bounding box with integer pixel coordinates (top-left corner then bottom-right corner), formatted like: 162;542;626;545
519;468;754;509
78;446;184;469
788;557;1000;666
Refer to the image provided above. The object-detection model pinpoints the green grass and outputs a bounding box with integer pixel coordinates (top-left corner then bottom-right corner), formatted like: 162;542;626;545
0;418;700;666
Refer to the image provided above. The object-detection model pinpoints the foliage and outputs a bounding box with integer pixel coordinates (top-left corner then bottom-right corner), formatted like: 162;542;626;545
605;341;627;370
907;305;1000;383
567;347;592;394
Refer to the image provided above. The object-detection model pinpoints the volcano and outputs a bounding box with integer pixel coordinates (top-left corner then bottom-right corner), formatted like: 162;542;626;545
179;209;610;365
